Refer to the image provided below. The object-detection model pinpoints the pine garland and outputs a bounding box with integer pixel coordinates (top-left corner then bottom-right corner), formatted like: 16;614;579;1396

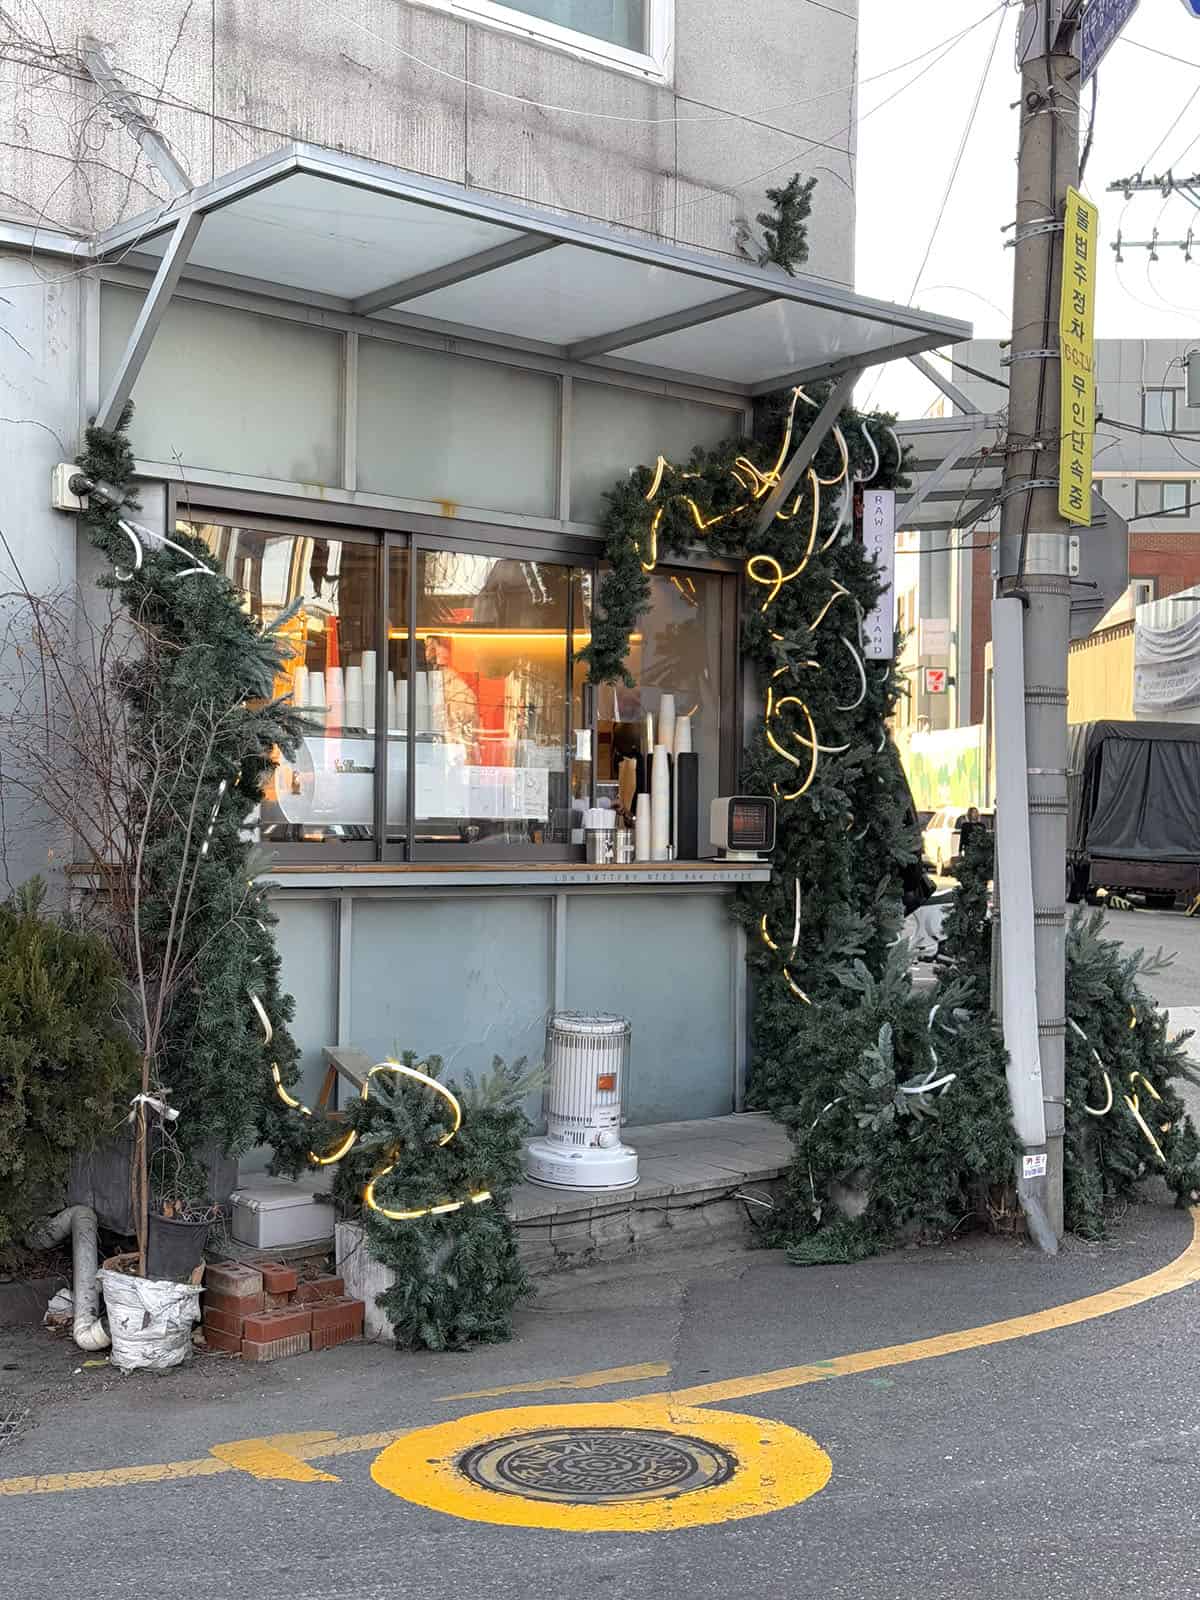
77;410;307;1169
582;386;1020;1259
320;1055;537;1351
942;834;1200;1237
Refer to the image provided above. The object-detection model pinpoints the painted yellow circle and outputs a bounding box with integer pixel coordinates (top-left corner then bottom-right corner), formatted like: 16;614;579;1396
370;1400;831;1533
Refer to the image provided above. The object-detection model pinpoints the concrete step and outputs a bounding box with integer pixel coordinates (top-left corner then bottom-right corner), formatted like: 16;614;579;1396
511;1112;790;1276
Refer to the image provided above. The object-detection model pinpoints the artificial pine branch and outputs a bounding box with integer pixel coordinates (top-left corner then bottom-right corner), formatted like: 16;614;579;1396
756;173;818;276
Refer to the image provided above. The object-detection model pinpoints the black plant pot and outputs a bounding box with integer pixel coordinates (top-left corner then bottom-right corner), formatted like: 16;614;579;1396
146;1213;211;1282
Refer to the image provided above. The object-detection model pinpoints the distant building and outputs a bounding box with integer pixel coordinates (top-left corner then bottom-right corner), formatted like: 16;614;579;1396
895;338;1200;738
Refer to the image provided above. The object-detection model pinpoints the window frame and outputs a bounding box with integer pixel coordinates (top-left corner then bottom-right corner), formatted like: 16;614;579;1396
1141;386;1180;434
172;487;738;864
1134;478;1191;519
421;0;674;83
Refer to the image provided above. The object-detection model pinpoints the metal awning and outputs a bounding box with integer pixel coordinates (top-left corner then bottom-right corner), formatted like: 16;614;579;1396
896;414;1006;532
93;142;971;431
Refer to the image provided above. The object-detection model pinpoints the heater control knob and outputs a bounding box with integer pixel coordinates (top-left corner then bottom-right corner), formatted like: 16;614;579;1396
597;1130;618;1149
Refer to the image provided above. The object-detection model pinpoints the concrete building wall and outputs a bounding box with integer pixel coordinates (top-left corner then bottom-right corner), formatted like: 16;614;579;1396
0;0;858;282
0;252;84;895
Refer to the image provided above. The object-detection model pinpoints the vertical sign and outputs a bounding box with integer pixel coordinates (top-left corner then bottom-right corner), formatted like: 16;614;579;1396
1058;186;1099;528
861;488;896;659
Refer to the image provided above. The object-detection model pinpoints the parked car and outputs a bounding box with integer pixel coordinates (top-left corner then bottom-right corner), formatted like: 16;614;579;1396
921;806;994;875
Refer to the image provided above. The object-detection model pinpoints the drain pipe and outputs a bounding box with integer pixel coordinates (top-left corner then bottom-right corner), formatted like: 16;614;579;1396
25;1205;111;1351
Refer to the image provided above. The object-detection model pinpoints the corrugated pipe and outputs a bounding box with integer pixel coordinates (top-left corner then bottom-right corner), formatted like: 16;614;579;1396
25;1205;111;1351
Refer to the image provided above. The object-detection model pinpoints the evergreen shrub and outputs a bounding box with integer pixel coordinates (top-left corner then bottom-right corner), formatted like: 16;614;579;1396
0;879;139;1254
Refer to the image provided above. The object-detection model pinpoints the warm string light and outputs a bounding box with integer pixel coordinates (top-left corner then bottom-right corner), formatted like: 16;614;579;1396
638;398;883;1015
638;386;844;577
251;993;493;1212
759;878;811;1005
358;1062;492;1221
1067;1018;1169;1159
835;636;868;711
902;1004;957;1097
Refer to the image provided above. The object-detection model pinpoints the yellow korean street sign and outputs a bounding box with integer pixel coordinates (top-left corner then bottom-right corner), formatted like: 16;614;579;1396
1059;186;1099;526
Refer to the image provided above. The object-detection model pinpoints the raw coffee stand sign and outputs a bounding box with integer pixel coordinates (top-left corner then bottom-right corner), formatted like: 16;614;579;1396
860;488;896;660
1081;0;1139;85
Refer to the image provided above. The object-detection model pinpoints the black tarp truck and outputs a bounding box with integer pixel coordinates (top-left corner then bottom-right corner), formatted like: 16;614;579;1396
1067;720;1200;906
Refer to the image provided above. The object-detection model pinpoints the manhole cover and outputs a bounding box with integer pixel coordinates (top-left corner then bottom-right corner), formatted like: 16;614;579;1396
458;1426;737;1504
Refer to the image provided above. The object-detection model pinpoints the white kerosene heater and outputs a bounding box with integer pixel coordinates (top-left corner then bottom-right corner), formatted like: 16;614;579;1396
524;1012;638;1190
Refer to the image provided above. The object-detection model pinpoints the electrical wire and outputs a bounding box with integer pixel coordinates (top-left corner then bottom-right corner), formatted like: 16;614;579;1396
1119;38;1200;71
1140;82;1200;175
314;0;1010;128
925;348;1010;392
1079;71;1098;180
0;2;1014;293
863;3;1010;411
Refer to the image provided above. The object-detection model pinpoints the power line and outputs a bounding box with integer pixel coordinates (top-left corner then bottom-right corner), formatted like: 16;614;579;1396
314;0;1011;130
909;7;1008;307
1118;37;1200;72
0;3;1014;283
864;4;1010;409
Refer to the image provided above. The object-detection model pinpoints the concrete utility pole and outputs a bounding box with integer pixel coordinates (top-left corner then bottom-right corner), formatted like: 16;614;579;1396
994;2;1081;1250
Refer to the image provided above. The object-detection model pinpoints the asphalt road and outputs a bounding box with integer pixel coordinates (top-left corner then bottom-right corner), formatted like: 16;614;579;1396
1099;901;1200;1008
3;1203;1200;1599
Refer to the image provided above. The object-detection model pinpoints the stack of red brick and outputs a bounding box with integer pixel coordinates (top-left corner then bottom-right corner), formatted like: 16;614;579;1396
201;1262;365;1361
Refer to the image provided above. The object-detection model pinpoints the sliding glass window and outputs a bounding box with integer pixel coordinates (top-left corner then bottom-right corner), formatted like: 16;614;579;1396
188;519;590;859
188;520;381;855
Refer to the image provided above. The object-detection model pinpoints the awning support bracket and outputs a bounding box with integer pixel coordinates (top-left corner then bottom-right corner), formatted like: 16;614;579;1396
96;211;203;433
754;367;861;536
80;36;192;197
898;422;992;522
907;353;980;415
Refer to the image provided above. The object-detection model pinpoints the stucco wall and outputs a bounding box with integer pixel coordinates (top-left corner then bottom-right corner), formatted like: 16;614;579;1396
0;0;857;281
0;251;83;894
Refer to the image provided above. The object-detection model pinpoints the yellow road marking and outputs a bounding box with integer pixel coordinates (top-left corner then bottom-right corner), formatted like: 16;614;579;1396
3;1208;1199;1501
650;1207;1200;1408
0;1458;230;1496
439;1361;671;1401
209;1432;341;1482
371;1401;831;1532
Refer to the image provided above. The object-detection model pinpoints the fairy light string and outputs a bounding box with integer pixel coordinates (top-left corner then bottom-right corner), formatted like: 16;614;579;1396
589;392;899;1040
1066;1016;1170;1161
251;992;492;1214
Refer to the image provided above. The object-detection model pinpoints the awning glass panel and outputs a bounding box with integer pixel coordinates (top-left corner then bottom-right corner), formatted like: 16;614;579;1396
97;144;972;399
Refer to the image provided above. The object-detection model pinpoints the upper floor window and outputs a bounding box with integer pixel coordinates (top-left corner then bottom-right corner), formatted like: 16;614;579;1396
1134;479;1191;518
1142;387;1180;433
431;0;672;79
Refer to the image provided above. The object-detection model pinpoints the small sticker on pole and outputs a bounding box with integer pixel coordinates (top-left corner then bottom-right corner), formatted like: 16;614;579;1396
1022;1153;1048;1180
1058;186;1099;528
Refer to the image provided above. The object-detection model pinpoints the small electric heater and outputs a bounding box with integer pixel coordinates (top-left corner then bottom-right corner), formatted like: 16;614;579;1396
710;795;776;860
